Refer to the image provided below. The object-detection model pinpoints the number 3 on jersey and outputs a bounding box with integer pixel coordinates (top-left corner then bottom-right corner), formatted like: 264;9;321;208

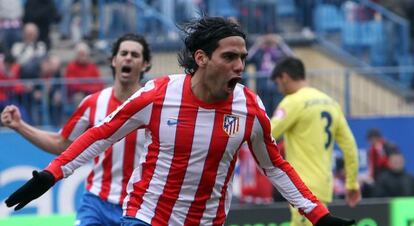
321;111;332;149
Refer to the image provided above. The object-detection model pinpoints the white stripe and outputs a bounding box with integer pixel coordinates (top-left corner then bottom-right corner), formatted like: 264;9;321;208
136;74;185;221
107;137;125;203
168;107;215;225
201;86;247;225
88;88;112;196
68;108;90;141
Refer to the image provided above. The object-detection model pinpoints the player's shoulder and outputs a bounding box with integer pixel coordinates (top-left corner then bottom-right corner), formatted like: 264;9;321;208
79;87;113;106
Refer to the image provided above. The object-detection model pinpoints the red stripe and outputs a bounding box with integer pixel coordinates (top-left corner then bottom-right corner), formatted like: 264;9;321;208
60;93;95;139
98;93;120;200
119;131;138;204
184;104;232;225
85;93;99;191
126;77;170;217
151;76;197;226
212;153;238;225
212;88;255;225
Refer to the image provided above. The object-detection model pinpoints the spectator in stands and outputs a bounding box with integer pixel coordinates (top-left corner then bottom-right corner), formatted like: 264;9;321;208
64;42;102;108
22;0;60;49
40;55;63;126
366;128;400;181
0;0;23;52
103;0;137;39
0;53;28;121
57;0;92;41
11;23;46;67
373;152;414;197
246;34;294;116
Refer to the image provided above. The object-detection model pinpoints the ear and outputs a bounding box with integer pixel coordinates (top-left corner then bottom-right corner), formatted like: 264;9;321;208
111;57;116;68
194;49;207;67
142;61;151;72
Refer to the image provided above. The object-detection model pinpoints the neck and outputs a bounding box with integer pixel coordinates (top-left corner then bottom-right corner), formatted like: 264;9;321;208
287;80;307;94
113;81;141;102
190;71;216;103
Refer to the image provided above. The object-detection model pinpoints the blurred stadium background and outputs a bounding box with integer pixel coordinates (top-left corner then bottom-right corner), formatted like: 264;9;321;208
1;0;414;225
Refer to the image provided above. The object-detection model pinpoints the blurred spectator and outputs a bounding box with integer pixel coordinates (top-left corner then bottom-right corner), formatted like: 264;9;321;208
0;0;23;52
64;42;102;108
23;0;60;49
238;143;274;204
103;0;137;39
373;152;414;197
57;0;92;41
246;34;294;116
11;23;46;66
41;55;63;126
0;53;28;121
366;128;400;181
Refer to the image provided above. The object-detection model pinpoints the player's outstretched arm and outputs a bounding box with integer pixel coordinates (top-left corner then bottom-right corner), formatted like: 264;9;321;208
1;105;70;155
315;214;356;226
5;170;55;211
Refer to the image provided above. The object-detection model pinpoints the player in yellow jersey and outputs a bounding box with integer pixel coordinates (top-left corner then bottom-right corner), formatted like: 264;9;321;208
270;57;361;226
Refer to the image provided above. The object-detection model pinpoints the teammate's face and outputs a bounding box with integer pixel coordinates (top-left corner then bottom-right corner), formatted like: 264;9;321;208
202;36;247;101
112;41;148;85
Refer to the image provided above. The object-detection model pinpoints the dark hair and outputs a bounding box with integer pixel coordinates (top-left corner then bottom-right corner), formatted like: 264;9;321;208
178;17;246;75
366;128;382;140
110;33;152;79
270;56;305;81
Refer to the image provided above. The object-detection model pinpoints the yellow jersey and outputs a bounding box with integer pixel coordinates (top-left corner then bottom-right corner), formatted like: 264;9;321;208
271;87;359;202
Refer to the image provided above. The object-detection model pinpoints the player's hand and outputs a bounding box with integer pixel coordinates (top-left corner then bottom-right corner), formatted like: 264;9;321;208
315;214;356;226
345;189;361;207
5;170;55;211
1;105;22;130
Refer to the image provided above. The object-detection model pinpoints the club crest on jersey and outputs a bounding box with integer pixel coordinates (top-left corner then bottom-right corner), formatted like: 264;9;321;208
223;114;240;136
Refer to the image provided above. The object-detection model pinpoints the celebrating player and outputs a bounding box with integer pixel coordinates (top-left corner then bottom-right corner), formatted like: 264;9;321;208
5;17;355;226
1;33;151;226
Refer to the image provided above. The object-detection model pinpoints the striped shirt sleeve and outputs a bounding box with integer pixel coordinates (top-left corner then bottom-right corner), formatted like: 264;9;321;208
46;80;159;180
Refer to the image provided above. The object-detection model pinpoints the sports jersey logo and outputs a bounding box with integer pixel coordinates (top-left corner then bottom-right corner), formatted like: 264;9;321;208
167;117;179;126
223;114;239;136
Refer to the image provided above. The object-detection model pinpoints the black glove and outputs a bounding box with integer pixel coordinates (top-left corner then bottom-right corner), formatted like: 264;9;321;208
5;170;55;211
316;214;356;226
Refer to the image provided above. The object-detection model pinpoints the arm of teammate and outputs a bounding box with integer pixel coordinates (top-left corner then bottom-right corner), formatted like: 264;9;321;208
335;111;361;207
1;105;71;154
270;97;301;139
248;96;355;225
4;80;158;211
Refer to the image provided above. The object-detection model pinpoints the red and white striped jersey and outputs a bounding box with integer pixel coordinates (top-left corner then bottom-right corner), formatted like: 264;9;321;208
47;74;328;226
60;87;144;205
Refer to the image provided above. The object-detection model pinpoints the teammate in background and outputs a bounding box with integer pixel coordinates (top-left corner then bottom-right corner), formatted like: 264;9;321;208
1;33;151;226
270;57;361;226
5;17;355;226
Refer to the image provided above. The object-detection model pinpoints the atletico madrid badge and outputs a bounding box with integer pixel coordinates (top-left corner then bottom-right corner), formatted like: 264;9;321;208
223;114;240;136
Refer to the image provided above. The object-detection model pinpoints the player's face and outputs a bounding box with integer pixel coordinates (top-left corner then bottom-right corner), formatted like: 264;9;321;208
203;36;247;101
112;40;148;85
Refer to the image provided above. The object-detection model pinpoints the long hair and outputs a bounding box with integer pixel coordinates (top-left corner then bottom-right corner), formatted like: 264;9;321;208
178;17;246;75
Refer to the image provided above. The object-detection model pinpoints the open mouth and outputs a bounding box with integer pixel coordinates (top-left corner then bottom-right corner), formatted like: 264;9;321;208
227;77;241;90
121;66;132;74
